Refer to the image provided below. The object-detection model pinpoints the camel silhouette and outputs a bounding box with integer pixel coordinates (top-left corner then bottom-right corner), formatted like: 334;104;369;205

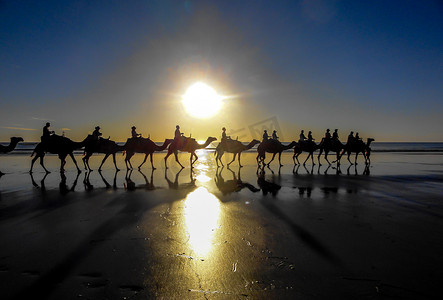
215;139;260;167
124;138;173;170
293;141;320;166
82;136;127;171
0;137;24;175
338;138;374;165
30;135;90;173
256;139;297;167
164;136;217;169
317;139;345;166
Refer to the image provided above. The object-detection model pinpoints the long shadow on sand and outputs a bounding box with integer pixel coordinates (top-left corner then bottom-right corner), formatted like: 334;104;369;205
12;169;199;300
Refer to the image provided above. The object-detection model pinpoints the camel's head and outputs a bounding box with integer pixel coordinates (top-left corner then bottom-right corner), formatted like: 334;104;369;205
208;137;217;143
251;139;260;146
367;138;375;145
289;141;297;147
11;137;24;143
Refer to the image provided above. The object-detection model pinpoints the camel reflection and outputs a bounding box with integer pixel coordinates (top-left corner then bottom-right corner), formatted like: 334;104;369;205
164;168;196;191
30;172;79;195
256;166;281;196
184;187;221;256
98;170;119;189
124;169;156;191
214;166;260;196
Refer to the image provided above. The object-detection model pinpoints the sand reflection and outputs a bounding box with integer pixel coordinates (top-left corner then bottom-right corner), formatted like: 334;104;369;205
184;187;221;256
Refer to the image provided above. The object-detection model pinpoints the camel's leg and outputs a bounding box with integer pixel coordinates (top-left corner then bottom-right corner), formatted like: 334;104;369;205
150;153;156;170
355;153;359;165
295;153;301;165
292;153;296;165
347;152;353;165
164;150;173;169
82;154;89;170
317;149;323;166
98;153;110;171
303;153;310;165
311;151;316;165
227;153;236;166
191;152;198;166
139;154;148;169
174;151;184;169
125;153;134;170
324;151;331;165
39;155;50;173
112;153;119;171
238;152;243;167
30;155;38;173
70;153;81;172
278;152;283;166
267;153;277;166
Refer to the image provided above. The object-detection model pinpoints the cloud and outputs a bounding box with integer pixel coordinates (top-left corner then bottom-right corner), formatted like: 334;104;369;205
2;126;37;131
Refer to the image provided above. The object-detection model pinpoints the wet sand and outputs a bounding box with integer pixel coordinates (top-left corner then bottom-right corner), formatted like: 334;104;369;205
1;151;443;299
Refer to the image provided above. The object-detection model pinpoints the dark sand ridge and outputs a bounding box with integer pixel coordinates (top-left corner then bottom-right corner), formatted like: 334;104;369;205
1;152;443;299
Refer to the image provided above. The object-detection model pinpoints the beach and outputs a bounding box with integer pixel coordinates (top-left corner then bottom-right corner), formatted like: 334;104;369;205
1;150;443;299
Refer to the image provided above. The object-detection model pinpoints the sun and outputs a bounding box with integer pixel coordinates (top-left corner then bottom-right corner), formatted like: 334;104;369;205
182;82;223;119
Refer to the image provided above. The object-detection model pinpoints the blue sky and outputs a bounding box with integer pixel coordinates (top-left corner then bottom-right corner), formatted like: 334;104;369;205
1;0;442;141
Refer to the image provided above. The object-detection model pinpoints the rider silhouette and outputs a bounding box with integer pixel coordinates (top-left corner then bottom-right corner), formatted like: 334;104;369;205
308;131;314;142
131;126;141;138
262;130;269;141
92;126;102;140
299;130;307;143
355;132;362;142
347;131;354;144
42;122;55;143
332;129;339;141
272;130;279;140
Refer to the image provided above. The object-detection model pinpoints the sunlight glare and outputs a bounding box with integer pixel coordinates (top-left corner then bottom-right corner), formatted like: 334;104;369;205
182;82;223;119
184;187;221;255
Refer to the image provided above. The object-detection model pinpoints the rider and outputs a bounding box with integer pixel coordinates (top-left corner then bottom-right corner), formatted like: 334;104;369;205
92;126;102;140
174;125;183;147
332;129;339;141
221;127;230;148
262;130;269;141
42;122;55;143
131;126;141;138
347;131;354;144
299;130;307;143
272;130;279;140
308;131;314;142
355;132;362;142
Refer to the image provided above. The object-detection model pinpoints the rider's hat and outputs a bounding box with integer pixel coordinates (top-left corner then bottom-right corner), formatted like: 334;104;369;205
132;126;136;129
46;122;50;126
326;128;330;131
95;126;100;130
222;127;226;131
176;125;180;128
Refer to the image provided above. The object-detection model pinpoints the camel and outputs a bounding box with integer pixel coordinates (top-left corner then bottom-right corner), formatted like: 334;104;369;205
317;139;345;166
293;141;320;166
256;139;297;167
214;139;260;167
338;138;374;165
124;138;173;170
164;136;217;168
0;137;24;175
82;136;127;171
30;135;90;173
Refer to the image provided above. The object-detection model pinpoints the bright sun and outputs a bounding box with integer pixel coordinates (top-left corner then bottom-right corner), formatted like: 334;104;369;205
182;82;223;119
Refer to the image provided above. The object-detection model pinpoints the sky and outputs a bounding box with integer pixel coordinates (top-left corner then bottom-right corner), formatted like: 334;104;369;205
1;0;442;142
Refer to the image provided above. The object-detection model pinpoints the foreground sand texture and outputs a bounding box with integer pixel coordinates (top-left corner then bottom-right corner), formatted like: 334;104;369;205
1;152;443;299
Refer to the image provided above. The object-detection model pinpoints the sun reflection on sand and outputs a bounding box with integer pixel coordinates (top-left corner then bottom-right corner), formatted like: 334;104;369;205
184;187;221;256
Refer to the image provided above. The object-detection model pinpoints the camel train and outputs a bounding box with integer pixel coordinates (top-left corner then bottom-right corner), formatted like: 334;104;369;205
1;127;373;173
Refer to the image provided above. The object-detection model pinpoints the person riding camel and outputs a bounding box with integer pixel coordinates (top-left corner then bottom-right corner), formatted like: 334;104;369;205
41;122;55;143
332;129;339;141
92;126;102;140
262;130;269;141
221;127;230;148
308;131;314;142
299;130;307;144
272;130;279;140
347;131;355;145
174;125;183;147
131;126;141;139
355;132;362;143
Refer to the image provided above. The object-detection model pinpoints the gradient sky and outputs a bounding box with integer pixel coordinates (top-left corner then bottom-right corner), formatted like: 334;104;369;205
1;0;442;142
